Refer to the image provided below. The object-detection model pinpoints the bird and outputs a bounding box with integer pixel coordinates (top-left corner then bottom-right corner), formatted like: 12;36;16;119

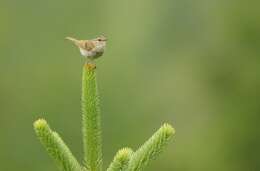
66;35;107;62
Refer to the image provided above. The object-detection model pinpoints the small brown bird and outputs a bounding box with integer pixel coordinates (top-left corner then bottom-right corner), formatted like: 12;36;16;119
66;35;107;62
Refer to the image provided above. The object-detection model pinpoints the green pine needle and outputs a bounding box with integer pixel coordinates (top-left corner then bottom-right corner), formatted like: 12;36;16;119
107;148;133;171
33;60;176;171
126;123;175;171
82;63;102;171
34;119;82;171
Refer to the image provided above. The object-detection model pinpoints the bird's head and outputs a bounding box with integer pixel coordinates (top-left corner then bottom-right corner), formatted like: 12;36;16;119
95;35;107;42
93;35;107;51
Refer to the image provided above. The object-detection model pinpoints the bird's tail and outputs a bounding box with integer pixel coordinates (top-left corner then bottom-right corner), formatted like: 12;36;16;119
66;37;80;46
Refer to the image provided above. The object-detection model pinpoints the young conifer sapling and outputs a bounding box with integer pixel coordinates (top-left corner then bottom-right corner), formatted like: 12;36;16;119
34;35;175;171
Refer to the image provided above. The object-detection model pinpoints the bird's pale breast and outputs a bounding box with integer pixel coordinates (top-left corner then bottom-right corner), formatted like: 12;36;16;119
80;48;96;57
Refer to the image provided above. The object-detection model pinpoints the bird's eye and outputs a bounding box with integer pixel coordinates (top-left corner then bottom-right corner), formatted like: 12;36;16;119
97;38;102;41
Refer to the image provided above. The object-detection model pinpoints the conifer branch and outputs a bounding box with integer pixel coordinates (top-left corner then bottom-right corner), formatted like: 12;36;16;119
33;44;176;171
126;123;175;171
82;63;102;171
34;119;82;171
107;148;133;171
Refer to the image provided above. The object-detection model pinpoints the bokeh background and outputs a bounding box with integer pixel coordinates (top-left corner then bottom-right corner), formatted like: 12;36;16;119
0;0;260;170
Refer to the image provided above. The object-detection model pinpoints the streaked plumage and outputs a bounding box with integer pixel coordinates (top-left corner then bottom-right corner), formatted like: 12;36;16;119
66;35;107;61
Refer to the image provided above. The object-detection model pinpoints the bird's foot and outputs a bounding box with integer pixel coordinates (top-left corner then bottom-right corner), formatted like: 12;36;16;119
84;62;96;70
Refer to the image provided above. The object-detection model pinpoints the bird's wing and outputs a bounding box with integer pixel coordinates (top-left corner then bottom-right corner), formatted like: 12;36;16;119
84;41;95;51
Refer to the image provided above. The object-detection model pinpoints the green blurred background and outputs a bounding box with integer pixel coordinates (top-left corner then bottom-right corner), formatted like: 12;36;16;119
0;0;260;170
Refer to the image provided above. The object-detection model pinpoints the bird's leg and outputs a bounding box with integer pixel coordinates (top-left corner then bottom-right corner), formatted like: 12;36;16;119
85;61;96;70
85;59;96;69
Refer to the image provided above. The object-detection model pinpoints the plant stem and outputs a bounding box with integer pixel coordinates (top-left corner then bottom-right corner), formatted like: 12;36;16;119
82;63;102;171
107;148;133;171
34;119;82;171
126;123;175;171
